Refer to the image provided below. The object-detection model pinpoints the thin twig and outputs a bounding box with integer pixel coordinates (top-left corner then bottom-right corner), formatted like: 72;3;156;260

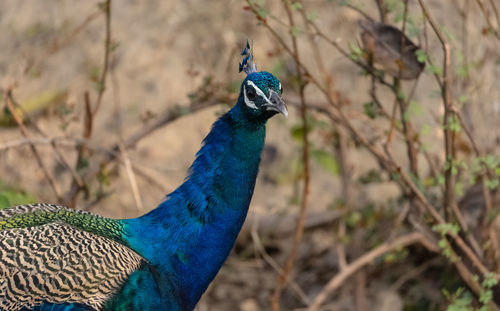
67;0;112;206
307;232;440;311
417;0;456;219
474;0;500;42
119;143;143;212
345;3;374;22
63;99;219;205
417;0;487;261
92;0;112;116
250;217;311;306
390;257;442;290
394;0;419;176
271;1;310;310
7;96;86;191
25;10;102;75
3;89;64;203
374;0;387;23
489;0;500;28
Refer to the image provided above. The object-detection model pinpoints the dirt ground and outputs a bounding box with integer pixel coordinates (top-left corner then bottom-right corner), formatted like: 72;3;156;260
0;0;499;310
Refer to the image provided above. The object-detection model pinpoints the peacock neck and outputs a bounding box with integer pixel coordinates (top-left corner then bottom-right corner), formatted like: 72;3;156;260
123;99;267;308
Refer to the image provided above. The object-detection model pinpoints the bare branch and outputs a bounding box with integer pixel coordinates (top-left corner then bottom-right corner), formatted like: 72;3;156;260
307;232;440;311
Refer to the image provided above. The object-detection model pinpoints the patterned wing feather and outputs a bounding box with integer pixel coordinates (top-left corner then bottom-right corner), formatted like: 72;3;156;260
0;204;127;244
0;204;144;310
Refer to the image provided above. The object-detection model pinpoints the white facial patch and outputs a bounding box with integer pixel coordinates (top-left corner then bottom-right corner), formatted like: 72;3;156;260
243;85;258;110
244;80;273;110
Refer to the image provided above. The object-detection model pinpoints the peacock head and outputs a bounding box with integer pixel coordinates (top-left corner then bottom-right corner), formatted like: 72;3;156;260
237;41;287;120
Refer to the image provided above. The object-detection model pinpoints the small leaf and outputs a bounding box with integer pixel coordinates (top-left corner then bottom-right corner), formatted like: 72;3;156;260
77;156;89;172
0;188;36;207
432;223;460;236
346;211;361;227
420;124;431;136
338;0;352;6
97;1;108;12
349;43;363;60
484;178;499;190
428;64;443;76
482;272;498;288
479;289;493;304
290;125;305;143
311;149;339;175
291;26;302;37
290;2;302;10
455;181;463;196
363;101;377;119
458;94;468;104
110;40;120;52
256;7;268;19
306;11;319;21
0;194;10;210
415;49;428;63
358;169;382;184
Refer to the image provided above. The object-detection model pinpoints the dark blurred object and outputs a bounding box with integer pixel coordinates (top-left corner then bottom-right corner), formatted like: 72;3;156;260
459;184;500;229
359;20;425;80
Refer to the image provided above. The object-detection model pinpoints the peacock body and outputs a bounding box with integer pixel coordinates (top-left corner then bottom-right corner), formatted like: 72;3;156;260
0;42;287;311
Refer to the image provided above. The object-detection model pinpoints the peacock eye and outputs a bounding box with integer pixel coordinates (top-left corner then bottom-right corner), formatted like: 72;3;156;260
280;85;283;94
246;86;256;100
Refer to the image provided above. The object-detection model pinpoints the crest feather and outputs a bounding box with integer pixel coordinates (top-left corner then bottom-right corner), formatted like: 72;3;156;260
239;40;258;75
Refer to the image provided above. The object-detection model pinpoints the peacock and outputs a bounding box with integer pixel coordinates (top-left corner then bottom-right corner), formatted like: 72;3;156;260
0;41;287;311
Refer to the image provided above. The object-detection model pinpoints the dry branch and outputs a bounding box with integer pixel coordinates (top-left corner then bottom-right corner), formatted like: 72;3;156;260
3;90;64;203
307;232;440;311
271;1;311;310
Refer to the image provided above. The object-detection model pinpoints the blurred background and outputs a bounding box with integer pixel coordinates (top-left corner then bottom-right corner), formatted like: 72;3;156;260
0;0;499;310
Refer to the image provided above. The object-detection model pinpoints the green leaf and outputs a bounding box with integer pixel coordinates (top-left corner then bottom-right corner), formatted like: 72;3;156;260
456;65;470;78
428;64;443;76
363;101;377;119
455;181;463;196
405;18;419;38
446;291;473;311
447;115;461;132
256;7;269;19
291;125;305;143
403;100;422;121
76;156;89;172
306;11;319;21
290;2;302;10
338;0;352;6
415;49;428;63
0;188;36;207
484;178;499;190
358;169;382;184
97;1;108;12
432;223;460;236
291;25;302;37
346;211;362;227
311;149;339;175
482;272;498;288
479;289;493;304
0;194;10;210
110;40;120;52
349;43;363;61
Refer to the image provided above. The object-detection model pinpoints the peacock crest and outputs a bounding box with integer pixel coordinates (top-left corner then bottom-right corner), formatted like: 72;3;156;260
239;40;258;75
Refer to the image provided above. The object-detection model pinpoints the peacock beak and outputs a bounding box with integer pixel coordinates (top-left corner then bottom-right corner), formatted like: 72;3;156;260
267;91;288;117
